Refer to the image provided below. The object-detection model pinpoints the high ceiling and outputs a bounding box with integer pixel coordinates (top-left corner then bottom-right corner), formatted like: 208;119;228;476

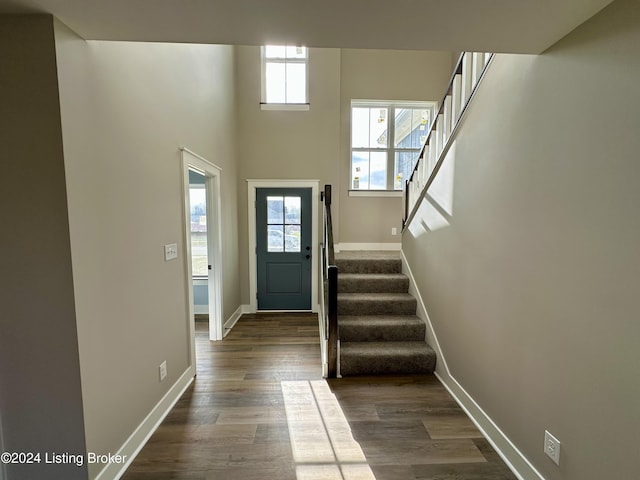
0;0;614;53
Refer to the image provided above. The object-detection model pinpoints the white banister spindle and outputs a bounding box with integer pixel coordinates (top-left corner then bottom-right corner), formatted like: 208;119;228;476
443;95;452;144
472;52;485;85
432;122;440;173
461;53;473;112
436;113;445;158
427;141;436;177
451;74;462;131
409;183;416;211
423;144;430;179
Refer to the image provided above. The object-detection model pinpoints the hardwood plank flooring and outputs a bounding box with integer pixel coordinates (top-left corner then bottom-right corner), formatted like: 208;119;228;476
122;314;516;480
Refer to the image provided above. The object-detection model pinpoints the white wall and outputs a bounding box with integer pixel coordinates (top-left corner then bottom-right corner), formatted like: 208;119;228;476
403;0;640;479
54;23;240;478
235;46;341;305
339;49;453;244
0;15;88;480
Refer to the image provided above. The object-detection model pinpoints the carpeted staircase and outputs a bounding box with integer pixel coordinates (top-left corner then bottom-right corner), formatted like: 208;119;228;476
335;251;436;376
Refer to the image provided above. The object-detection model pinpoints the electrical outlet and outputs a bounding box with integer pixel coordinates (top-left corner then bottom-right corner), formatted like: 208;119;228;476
159;361;167;381
544;430;561;465
391;227;397;236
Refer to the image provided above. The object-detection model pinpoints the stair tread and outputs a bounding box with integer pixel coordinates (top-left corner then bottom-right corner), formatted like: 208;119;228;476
335;251;400;260
340;315;424;324
338;293;416;316
338;272;410;293
339;315;425;342
335;251;402;274
339;273;407;280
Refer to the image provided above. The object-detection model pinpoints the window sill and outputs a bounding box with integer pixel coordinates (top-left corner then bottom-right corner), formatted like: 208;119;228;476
260;103;310;111
348;190;403;198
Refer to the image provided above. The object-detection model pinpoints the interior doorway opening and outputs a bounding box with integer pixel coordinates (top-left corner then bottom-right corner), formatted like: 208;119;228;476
188;170;209;319
181;148;224;368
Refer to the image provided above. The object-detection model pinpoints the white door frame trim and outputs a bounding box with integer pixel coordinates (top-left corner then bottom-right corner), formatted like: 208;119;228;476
247;179;319;313
181;147;224;359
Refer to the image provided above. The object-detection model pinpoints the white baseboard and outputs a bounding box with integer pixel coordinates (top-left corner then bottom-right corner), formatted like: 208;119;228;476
96;367;195;480
435;371;545;480
317;310;328;378
0;408;5;480
223;304;250;336
400;250;545;480
399;250;449;372
245;305;319;315
336;242;401;252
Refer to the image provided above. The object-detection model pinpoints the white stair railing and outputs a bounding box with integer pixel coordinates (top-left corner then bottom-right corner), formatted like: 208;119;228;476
403;52;494;229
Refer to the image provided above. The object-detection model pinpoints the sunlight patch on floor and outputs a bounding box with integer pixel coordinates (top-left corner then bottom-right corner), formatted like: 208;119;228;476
282;380;376;480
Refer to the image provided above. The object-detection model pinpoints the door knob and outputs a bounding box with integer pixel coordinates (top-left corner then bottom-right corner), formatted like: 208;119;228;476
305;255;310;259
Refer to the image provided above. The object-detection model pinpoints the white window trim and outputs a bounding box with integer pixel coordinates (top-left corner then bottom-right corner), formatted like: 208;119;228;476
350;100;437;195
348;190;403;198
260;103;310;111
261;45;310;110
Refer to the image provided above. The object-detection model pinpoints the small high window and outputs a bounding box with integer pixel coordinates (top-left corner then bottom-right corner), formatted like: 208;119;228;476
261;45;309;110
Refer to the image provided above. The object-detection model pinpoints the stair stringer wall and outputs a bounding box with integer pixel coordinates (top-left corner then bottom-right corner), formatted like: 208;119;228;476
400;250;543;480
400;4;640;479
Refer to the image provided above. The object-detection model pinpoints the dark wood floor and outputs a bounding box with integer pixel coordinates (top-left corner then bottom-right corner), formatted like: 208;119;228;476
122;314;517;480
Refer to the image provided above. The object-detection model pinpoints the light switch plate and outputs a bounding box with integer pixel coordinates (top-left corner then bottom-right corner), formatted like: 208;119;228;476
159;361;167;381
164;243;178;261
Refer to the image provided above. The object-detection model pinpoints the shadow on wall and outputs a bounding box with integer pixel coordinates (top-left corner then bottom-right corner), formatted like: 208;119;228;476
408;143;457;238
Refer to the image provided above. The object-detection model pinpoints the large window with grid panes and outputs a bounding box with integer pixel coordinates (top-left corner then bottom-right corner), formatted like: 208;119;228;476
350;101;435;191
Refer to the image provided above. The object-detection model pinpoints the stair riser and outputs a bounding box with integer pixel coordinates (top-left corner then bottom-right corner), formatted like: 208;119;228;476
339;277;409;293
340;353;436;375
338;299;417;316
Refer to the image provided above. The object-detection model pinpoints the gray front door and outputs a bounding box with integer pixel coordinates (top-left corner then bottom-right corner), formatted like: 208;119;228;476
256;188;312;310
